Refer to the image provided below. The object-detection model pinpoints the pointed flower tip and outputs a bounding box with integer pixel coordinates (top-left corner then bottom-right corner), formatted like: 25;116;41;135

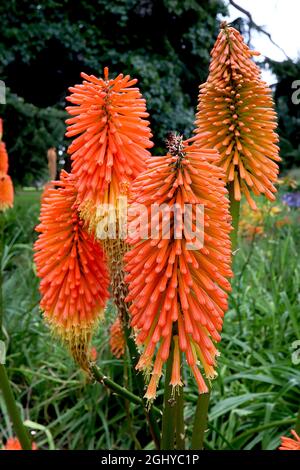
104;66;109;81
196;24;279;209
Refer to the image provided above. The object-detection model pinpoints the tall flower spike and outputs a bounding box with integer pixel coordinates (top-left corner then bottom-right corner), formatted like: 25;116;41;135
124;135;233;400
0;172;14;211
279;429;300;450
66;67;153;232
0;142;9;174
66;68;153;323
195;22;280;210
34;171;109;370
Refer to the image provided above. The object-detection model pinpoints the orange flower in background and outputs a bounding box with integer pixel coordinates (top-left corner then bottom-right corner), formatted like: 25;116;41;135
0;172;14;211
2;437;37;450
109;317;125;359
0;142;9;173
125;134;232;400
34;171;109;369
66;67;153;233
89;346;98;361
0;118;3;140
195;23;280;210
279;429;300;450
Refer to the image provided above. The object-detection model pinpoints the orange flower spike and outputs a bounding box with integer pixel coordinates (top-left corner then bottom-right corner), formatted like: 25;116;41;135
65;67;153;232
0;172;14;211
125;134;232;400
109;316;126;359
195;22;280;210
34;171;109;370
279;429;300;450
0;142;9;173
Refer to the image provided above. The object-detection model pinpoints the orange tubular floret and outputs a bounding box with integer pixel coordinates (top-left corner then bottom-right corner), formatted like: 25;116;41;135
65;68;153;233
195;23;280;209
124;136;232;400
34;171;109;369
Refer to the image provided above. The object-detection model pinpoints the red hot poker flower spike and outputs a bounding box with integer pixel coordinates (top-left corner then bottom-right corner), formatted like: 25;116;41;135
125;135;233;400
66;67;153;232
34;171;109;369
195;23;280;210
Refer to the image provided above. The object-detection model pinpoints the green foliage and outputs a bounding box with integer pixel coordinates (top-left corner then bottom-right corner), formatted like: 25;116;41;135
0;0;226;182
4;92;66;185
268;59;300;169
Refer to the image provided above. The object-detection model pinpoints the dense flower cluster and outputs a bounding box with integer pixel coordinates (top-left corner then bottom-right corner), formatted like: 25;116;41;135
125;135;232;399
66;67;153;233
34;171;109;369
195;23;280;210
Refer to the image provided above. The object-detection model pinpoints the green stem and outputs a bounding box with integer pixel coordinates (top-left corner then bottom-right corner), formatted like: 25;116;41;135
228;181;240;252
90;363;160;415
161;347;176;450
295;407;300;435
0;364;32;450
175;386;185;449
191;388;211;450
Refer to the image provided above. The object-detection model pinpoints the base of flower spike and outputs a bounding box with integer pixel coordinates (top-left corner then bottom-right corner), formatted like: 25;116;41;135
103;236;130;323
45;316;104;371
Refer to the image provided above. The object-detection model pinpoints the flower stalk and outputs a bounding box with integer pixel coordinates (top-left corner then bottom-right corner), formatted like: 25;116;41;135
228;181;240;252
295;407;300;435
191;387;211;450
0;365;32;450
90;363;161;416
